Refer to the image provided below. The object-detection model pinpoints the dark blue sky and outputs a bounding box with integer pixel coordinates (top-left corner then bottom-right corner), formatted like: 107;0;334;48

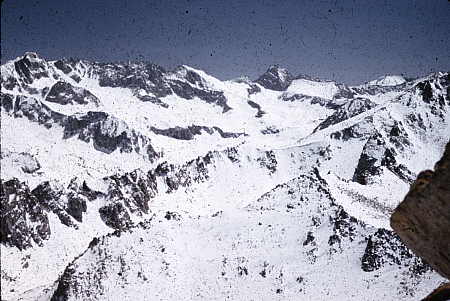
1;0;449;84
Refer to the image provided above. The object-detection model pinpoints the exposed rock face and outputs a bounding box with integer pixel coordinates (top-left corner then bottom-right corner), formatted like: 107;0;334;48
280;93;340;109
13;52;52;85
5;95;158;160
257;150;277;173
96;62;170;96
93;62;232;112
133;93;169;108
256;65;293;91
99;202;132;230
315;98;377;132
0;93;14;112
330;117;374;141
105;169;158;216
45;81;99;105
391;141;450;279
417;81;434;103
13;95;65;126
360;228;427;273
32;182;79;228
350;81;407;96
150;125;245;140
0;179;51;250
64;112;158;160
171;82;231;113
247;100;265;118
247;83;261;95
415;76;449;119
353;132;415;185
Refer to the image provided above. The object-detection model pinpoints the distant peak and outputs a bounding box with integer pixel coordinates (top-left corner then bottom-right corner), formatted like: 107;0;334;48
367;75;406;87
22;52;41;61
266;65;290;78
256;65;293;91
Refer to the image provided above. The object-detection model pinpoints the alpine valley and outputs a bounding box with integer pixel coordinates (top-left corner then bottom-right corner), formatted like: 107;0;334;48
1;52;449;301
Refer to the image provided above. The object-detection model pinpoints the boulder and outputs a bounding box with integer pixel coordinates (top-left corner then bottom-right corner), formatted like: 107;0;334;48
391;141;450;279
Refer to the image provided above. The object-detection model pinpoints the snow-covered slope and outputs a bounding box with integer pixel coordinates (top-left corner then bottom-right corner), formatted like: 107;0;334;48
367;75;406;87
1;53;449;301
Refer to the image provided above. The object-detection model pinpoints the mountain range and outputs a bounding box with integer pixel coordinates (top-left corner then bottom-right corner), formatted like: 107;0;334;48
1;52;449;300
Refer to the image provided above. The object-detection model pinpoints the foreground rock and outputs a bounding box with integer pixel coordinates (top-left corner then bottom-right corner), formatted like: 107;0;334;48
390;141;450;280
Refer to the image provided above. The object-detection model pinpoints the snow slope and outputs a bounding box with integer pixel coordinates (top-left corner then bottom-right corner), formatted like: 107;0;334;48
368;75;406;87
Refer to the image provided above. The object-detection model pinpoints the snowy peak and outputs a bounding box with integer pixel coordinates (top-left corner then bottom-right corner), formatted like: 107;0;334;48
367;75;406;87
1;52;52;91
255;65;352;101
13;52;51;85
171;65;224;90
255;65;293;91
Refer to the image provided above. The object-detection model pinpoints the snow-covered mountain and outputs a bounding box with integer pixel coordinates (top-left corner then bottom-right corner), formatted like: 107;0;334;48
1;52;449;301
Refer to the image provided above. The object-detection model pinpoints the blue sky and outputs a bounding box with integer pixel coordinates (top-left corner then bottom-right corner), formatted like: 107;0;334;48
1;0;449;84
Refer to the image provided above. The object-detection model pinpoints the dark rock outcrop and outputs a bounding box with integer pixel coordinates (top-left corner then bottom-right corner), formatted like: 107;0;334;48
350;82;407;96
133;93;169;108
261;126;280;135
315;98;377;132
4;95;157;160
99;202;132;231
257;151;277;174
0;93;14;112
96;62;170;97
13;95;65;126
353;132;415;185
280;93;340;109
247;100;265;118
247;83;261;95
0;179;51;250
105;169;158;216
417;81;434;103
66;195;87;223
63;111;159;160
45;81;99;105
256;65;293;91
150;125;245;140
32;182;78;228
360;228;423;272
330;117;374;141
94;62;232;112
168;80;231;113
13;52;52;85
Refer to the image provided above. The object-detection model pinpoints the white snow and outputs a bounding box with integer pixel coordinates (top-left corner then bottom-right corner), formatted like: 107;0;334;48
286;79;339;99
367;75;406;87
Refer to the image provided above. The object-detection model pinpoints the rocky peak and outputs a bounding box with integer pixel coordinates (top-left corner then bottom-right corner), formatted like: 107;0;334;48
13;52;53;85
256;65;293;91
